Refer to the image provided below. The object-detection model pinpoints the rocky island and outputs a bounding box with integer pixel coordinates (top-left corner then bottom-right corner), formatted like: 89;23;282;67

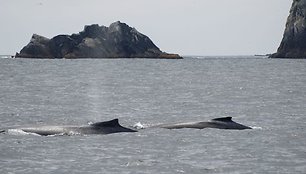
15;21;182;59
271;0;306;58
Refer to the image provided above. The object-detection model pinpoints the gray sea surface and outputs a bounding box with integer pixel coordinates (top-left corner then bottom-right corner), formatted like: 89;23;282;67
0;56;306;173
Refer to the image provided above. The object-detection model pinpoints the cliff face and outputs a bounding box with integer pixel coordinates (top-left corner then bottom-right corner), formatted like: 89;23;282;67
271;0;306;58
16;21;182;59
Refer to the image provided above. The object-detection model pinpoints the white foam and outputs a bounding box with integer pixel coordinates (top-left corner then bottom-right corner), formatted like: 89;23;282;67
0;55;12;59
7;129;40;136
133;122;145;129
48;131;81;137
6;129;82;137
251;126;262;130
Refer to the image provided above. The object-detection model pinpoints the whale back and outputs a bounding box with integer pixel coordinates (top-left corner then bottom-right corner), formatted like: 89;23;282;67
159;117;251;130
91;119;120;127
90;119;137;133
210;117;252;129
211;117;233;122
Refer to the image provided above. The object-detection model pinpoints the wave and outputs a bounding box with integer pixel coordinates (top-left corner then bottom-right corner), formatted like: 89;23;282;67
184;55;268;59
250;126;262;130
6;129;41;136
0;55;14;59
4;128;81;136
132;122;155;130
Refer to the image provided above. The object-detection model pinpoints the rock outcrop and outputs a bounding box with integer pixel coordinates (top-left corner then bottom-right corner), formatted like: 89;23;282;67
16;21;182;59
271;0;306;58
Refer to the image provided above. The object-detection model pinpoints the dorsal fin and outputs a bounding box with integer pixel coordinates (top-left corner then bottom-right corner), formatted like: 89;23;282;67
92;119;120;127
212;117;233;122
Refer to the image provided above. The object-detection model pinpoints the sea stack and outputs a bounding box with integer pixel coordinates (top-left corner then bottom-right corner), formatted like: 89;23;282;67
271;0;306;58
15;21;182;59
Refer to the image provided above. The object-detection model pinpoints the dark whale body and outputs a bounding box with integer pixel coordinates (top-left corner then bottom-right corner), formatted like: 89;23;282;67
1;119;137;136
156;117;252;130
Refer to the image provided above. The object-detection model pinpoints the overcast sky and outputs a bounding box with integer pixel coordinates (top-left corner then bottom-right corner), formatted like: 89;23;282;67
0;0;292;56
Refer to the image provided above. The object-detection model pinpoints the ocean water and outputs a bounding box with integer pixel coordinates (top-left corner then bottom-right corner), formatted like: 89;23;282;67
0;56;305;173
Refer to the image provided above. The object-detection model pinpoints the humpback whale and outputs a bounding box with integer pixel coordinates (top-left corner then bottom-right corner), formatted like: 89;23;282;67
0;119;137;136
155;117;252;130
0;117;251;136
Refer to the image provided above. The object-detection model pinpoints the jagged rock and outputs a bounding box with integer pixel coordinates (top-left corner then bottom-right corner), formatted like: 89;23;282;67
16;21;182;59
271;0;306;58
16;34;52;58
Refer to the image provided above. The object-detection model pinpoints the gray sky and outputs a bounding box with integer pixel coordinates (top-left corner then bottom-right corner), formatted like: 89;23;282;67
0;0;292;56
